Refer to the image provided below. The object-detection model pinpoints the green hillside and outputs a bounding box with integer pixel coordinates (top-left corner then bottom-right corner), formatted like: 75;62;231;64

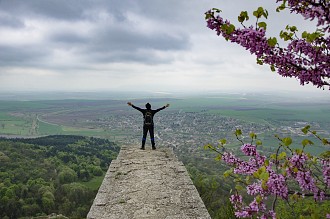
0;135;120;219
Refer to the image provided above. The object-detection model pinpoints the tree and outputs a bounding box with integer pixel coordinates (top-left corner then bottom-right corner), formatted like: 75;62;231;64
205;0;330;90
58;167;77;184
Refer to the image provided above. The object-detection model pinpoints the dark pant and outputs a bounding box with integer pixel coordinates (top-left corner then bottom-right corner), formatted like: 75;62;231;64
142;125;155;148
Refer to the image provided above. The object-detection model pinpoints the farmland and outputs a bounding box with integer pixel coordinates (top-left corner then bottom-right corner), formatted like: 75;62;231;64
0;92;329;155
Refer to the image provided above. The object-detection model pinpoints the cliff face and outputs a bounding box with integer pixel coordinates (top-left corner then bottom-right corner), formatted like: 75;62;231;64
87;145;211;219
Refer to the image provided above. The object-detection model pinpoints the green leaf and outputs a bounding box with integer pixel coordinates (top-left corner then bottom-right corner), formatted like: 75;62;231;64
301;139;314;147
322;138;329;145
302;31;308;39
227;24;235;34
245;176;252;184
276;0;287;12
224;170;232;178
303;31;325;43
289;26;297;32
212;8;222;13
215;154;222;161
278;151;287;160
205;13;213;20
301;125;311;134
267;37;277;47
253;7;264;19
221;24;235;35
256;140;262;146
253;166;269;179
282;137;292;146
238;11;249;23
270;65;276;72
293;167;298;173
204;144;213;150
235;185;244;191
263;10;268;19
253;171;259;178
219;138;227;145
235;129;242;136
261;180;268;190
258;22;267;30
260;171;269;181
249;132;256;139
295;149;303;155
256;195;262;203
257;58;263;65
264;159;269;166
320;150;330;158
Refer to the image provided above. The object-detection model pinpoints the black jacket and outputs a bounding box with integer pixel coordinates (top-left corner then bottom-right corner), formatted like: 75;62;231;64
132;105;166;126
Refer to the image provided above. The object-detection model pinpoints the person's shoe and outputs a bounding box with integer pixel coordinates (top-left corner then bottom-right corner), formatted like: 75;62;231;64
152;146;156;150
140;147;145;150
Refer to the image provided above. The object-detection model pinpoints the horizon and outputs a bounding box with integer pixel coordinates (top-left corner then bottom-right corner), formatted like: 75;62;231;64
1;90;329;102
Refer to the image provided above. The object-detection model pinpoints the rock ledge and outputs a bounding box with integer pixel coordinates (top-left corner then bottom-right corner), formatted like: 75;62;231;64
87;145;211;219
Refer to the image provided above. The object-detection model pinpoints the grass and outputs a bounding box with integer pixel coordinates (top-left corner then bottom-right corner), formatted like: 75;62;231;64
79;174;105;191
0;112;32;135
38;121;64;135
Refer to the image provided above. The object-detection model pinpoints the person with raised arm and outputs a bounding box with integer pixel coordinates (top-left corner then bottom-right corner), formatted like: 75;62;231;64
127;102;170;150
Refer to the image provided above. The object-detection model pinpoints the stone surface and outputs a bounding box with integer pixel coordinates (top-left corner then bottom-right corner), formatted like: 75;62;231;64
87;145;211;219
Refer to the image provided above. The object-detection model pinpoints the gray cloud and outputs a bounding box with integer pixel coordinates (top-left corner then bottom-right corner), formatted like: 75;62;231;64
0;0;326;94
0;13;25;28
0;0;87;21
0;0;192;68
0;45;50;67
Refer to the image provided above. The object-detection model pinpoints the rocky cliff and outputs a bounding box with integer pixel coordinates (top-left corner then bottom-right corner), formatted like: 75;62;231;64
87;145;211;219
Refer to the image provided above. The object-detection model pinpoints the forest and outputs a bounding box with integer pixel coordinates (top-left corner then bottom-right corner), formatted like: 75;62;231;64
0;135;120;219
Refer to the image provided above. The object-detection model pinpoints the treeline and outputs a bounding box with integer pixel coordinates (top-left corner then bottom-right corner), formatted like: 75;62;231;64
0;135;120;219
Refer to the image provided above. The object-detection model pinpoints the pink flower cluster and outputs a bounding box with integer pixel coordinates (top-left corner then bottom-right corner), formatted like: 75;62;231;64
221;143;328;218
205;0;330;89
267;170;288;199
321;159;330;187
241;143;258;156
287;152;326;200
230;193;276;219
222;144;266;175
276;0;330;32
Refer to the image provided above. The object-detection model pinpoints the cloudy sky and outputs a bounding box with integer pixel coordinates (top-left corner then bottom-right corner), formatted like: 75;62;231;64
0;0;328;96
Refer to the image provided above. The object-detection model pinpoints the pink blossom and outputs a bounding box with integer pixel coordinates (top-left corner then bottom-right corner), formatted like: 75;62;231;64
241;143;258;156
267;171;288;199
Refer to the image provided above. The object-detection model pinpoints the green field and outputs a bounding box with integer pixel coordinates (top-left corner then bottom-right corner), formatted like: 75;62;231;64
79;174;106;190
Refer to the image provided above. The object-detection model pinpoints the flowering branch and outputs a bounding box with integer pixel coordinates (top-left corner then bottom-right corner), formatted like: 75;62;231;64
205;125;330;218
205;0;330;90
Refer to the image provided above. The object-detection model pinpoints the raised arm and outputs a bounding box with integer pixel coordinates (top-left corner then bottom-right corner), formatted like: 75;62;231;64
127;102;144;113
154;103;170;113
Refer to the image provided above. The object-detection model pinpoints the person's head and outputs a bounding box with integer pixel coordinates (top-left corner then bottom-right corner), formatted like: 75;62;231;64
145;103;151;109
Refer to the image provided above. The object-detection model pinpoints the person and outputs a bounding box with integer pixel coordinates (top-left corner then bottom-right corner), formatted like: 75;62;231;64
127;102;170;150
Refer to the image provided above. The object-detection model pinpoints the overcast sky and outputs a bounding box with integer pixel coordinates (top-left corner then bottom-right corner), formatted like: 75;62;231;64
0;0;328;96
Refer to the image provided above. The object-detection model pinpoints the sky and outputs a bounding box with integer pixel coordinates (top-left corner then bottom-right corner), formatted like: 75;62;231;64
0;0;328;96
